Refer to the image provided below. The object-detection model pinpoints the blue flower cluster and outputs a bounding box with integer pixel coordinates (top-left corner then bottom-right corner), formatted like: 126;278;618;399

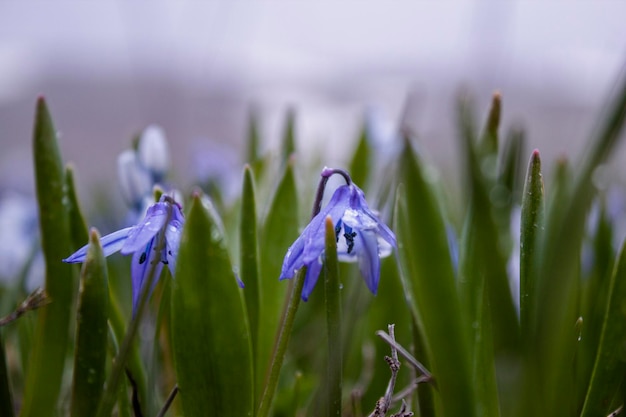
65;195;184;314
280;170;396;300
64;163;395;310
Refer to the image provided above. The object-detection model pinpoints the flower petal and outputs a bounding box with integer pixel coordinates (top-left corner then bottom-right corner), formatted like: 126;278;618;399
165;219;183;276
356;230;381;295
301;185;351;264
130;238;163;315
121;202;169;255
301;257;323;301
63;227;132;263
280;235;306;280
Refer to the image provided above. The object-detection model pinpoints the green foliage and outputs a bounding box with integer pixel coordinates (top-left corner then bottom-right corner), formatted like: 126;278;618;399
172;195;254;416
3;69;626;417
71;229;109;417
21;97;77;417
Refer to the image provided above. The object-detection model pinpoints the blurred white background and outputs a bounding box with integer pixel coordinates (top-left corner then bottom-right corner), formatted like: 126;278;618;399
0;2;625;204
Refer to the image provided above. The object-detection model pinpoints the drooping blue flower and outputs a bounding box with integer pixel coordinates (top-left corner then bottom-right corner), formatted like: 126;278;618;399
64;195;184;314
280;178;396;301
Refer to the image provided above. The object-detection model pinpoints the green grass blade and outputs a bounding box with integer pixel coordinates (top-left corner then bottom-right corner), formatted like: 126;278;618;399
282;109;296;162
498;127;526;207
107;289;147;414
240;165;261;393
348;123;372;188
395;140;476;417
530;71;626;416
519;150;544;343
458;213;501;417
247;109;261;164
171;195;253;417
71;229;109;417
578;199;616;402
580;240;626;416
257;160;299;396
21;97;76;417
480;92;501;156
458;97;519;353
577;69;626;184
65;165;89;250
324;216;342;417
0;332;14;417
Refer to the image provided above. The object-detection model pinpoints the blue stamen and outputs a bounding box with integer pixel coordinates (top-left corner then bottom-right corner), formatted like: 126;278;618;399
344;225;357;254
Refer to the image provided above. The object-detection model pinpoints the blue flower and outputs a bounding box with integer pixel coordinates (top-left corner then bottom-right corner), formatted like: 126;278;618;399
64;195;184;313
280;181;396;301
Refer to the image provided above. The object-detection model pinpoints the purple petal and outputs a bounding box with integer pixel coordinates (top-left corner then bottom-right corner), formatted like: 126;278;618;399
165;205;185;276
164;215;183;275
301;185;351;264
301;258;323;301
121;202;168;255
63;227;132;263
351;184;397;248
280;235;306;280
356;230;381;295
130;238;163;316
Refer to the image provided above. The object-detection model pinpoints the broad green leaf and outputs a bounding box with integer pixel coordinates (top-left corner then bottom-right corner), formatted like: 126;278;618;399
519;150;544;343
580;240;626;416
257;160;299;396
71;229;109;417
395;140;476;417
172;195;253;417
21;97;76;417
0;333;14;417
323;216;342;417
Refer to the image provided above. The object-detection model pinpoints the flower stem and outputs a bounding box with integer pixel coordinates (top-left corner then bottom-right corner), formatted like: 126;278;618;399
96;205;173;417
257;270;304;417
258;167;349;417
324;216;342;416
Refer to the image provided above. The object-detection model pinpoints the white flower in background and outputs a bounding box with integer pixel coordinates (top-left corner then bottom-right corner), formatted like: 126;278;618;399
138;124;170;181
117;124;173;222
117;149;153;211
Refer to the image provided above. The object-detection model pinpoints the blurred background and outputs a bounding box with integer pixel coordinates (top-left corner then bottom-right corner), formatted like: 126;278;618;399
0;2;625;209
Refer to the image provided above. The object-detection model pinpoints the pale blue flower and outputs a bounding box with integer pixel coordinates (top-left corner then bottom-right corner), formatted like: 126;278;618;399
64;195;184;313
280;181;396;301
